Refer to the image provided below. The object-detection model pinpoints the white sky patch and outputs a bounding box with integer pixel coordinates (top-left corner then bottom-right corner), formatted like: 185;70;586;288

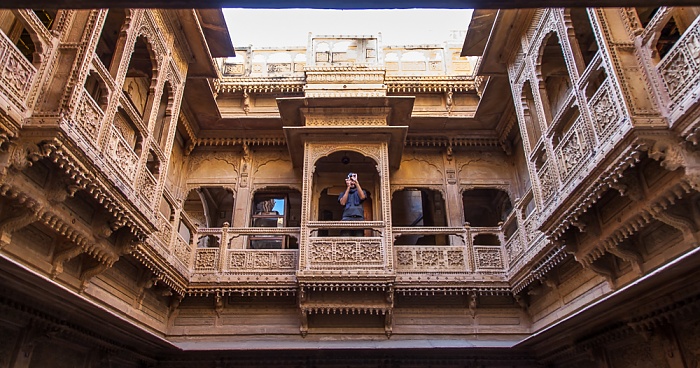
223;8;473;48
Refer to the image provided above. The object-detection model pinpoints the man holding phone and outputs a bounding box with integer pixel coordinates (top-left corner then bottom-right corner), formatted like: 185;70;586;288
338;172;367;236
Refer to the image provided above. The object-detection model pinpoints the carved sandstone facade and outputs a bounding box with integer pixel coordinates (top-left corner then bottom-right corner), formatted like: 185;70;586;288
1;7;700;368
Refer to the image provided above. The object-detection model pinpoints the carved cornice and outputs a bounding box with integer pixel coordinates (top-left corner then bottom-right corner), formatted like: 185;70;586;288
511;244;569;294
395;286;512;296
406;136;501;148
546;142;644;240
39;140;150;238
132;243;187;296
192;136;287;150
386;76;475;93
578;179;693;266
217;77;306;94
185;288;297;297
0;177;136;288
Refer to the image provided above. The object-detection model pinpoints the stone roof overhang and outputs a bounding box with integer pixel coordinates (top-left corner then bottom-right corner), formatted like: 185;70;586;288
461;9;498;57
278;96;414;170
462;9;527;77
179;9;235;78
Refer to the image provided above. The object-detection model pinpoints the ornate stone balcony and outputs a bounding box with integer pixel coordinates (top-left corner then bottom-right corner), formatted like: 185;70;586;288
167;223;512;290
0;29;36;120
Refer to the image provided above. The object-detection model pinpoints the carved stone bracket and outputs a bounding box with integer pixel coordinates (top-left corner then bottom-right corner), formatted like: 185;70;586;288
607;242;644;275
0;192;43;249
584;260;615;289
51;242;85;278
650;208;700;247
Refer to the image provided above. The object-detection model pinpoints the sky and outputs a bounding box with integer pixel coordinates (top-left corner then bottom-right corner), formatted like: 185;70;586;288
223;9;473;49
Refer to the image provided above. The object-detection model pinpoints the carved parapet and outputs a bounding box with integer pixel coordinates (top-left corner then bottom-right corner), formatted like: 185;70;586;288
0;29;37;111
554;116;594;185
227;250;298;274
395;246;468;273
656;17;700;111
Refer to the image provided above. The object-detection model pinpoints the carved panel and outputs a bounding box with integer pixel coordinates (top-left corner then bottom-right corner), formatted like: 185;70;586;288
139;169;157;205
227;250;298;272
75;89;104;141
174;235;192;267
588;81;622;143
537;160;558;205
107;127;139;182
223;63;244;75
0;31;36;110
395;246;467;272
155;214;173;249
194;248;219;272
657;21;700;107
307;238;384;269
555;117;593;183
505;235;524;263
473;246;504;270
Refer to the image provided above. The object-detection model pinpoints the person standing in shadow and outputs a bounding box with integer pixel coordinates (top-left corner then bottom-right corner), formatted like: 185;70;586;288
338;172;367;236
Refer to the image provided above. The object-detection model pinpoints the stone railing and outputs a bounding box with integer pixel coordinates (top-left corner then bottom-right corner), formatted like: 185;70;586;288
107;127;139;182
657;15;700;109
173;234;193;268
227;249;298;274
75;89;104;142
303;221;387;272
395;246;468;272
193;226;301;274
392;226;467;246
554;116;593;185
187;224;513;276
538;159;558;207
0;30;36;112
587;80;622;145
138;169;157;206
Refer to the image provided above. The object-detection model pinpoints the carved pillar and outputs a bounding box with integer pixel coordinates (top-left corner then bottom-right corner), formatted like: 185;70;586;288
232;144;251;248
443;145;463;229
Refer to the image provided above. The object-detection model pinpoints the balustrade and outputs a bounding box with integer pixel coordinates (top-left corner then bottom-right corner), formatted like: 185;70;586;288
138;169;157;206
304;221;386;272
587;80;622;144
537;159;558;207
554;116;593;184
193;226;300;274
187;224;510;275
107;126;139;182
0;30;36;112
657;16;700;110
75;89;105;142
